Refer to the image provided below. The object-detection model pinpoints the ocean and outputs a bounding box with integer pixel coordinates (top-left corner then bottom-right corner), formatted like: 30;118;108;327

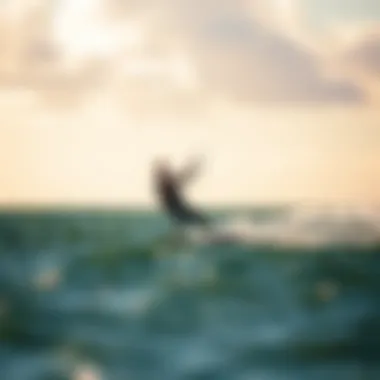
0;206;379;380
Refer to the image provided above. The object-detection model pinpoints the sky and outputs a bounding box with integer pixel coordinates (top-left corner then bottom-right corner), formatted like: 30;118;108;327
0;0;379;206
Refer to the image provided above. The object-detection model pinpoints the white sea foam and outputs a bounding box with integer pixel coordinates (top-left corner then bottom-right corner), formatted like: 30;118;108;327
188;206;380;248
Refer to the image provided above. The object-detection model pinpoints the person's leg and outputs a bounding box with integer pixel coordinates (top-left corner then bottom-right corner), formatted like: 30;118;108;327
185;209;213;231
171;205;213;231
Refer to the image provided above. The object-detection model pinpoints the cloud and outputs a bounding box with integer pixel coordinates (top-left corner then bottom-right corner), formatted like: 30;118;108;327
343;33;380;74
128;0;366;104
187;19;364;103
100;0;367;104
0;0;368;108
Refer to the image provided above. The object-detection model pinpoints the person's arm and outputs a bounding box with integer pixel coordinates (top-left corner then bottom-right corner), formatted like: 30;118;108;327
176;157;204;186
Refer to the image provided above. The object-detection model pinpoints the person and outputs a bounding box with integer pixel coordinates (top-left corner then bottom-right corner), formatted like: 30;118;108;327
152;157;210;227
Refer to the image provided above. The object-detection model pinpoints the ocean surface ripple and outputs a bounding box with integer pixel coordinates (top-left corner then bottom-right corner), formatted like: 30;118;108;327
0;206;379;380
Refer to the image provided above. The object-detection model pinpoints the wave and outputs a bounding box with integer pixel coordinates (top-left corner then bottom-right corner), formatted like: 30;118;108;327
188;206;380;248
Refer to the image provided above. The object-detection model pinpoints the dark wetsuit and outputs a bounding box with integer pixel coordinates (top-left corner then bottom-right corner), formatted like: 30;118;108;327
154;169;208;226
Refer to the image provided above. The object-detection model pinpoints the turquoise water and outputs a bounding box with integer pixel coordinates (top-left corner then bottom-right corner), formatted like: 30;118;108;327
0;208;379;380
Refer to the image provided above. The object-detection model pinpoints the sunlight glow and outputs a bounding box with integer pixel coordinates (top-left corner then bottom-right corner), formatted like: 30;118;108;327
51;0;143;69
